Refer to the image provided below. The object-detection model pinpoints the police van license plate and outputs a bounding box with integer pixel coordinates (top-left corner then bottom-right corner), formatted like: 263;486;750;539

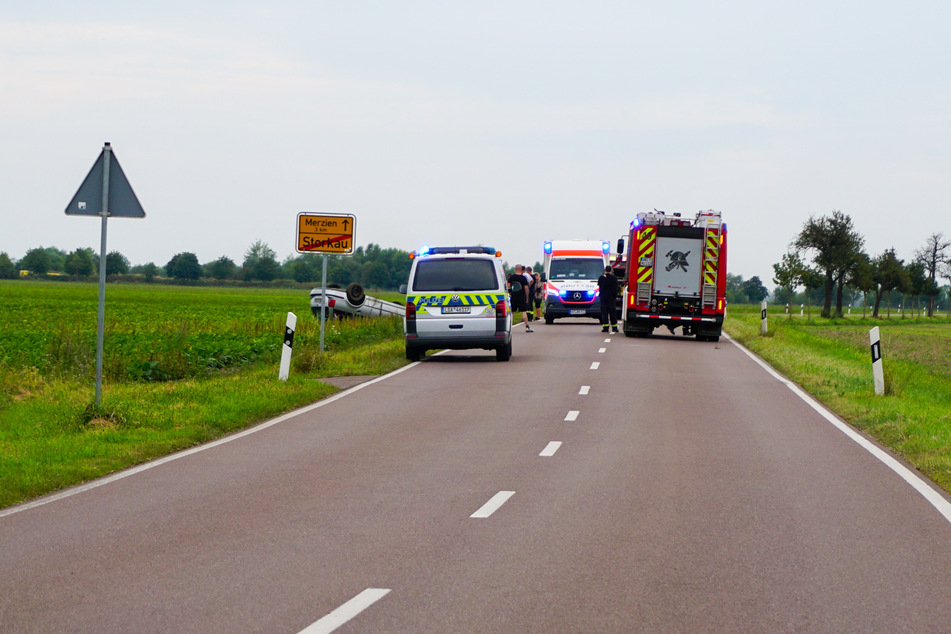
569;309;586;315
442;306;471;314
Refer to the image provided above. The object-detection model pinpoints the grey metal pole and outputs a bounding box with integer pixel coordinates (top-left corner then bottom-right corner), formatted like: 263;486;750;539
319;254;328;354
95;143;111;406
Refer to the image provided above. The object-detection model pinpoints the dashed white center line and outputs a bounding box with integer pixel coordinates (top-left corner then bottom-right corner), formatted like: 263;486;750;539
301;588;391;634
604;338;611;343
539;441;562;457
470;491;515;518
598;347;606;353
564;410;579;421
590;362;600;370
579;385;590;395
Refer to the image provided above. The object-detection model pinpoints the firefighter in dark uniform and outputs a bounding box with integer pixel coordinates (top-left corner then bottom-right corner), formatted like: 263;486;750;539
597;266;619;333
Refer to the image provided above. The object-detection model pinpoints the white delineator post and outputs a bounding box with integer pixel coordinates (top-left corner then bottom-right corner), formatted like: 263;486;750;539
870;326;884;395
761;300;768;335
280;312;297;381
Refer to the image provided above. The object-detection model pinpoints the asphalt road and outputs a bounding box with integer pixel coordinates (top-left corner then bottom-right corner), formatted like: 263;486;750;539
3;319;951;632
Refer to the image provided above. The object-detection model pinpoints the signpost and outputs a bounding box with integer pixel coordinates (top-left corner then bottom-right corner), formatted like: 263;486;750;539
296;212;357;354
65;143;146;405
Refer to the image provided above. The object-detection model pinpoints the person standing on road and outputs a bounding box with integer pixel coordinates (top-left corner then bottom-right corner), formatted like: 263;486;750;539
525;266;536;322
597;266;619;333
508;265;533;332
532;271;544;322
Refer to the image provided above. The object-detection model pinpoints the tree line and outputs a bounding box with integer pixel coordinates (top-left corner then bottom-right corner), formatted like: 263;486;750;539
772;211;950;317
0;242;414;291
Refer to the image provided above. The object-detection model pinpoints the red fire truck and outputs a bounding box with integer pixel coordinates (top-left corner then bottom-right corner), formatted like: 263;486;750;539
615;210;727;341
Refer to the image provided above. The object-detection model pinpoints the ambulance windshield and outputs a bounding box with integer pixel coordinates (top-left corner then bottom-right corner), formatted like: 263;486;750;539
549;258;604;280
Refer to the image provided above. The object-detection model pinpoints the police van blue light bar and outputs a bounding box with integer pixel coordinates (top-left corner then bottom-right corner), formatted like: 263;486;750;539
544;241;552;255
415;246;499;256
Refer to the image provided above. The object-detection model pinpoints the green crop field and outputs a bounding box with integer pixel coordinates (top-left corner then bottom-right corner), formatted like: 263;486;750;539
726;305;951;491
0;280;407;508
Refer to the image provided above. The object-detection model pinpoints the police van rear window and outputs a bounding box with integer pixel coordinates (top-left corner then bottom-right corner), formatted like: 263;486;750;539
413;259;498;292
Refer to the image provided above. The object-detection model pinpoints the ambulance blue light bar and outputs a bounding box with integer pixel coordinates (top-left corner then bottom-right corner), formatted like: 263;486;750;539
602;241;610;255
544;241;552;255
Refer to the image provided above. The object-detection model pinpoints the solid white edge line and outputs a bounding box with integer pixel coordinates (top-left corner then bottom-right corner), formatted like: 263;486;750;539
589;362;600;370
564;410;579;422
300;588;391;634
726;332;951;526
540;441;562;457
0;363;423;518
470;491;515;518
579;385;590;395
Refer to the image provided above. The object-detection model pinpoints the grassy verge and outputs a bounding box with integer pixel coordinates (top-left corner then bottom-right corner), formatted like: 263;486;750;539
0;281;409;509
725;305;951;492
0;338;407;509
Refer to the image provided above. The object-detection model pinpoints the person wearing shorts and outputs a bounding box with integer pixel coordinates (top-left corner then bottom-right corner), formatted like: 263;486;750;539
507;264;533;332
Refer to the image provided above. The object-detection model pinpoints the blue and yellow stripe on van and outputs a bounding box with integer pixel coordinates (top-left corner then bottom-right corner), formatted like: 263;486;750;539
408;293;507;309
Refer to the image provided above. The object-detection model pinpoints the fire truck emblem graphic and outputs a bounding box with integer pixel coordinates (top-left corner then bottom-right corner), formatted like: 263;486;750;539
665;250;690;273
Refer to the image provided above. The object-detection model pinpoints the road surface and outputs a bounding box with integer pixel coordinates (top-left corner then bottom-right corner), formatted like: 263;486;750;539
3;319;951;632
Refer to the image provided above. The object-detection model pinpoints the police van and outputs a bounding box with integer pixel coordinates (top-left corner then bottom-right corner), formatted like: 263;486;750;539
399;246;512;361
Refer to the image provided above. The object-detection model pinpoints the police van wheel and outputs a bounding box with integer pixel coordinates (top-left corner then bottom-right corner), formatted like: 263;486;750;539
406;345;423;362
544;314;554;325
496;341;512;362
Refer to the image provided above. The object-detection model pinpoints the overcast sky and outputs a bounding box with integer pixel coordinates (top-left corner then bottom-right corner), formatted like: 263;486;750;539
3;1;949;283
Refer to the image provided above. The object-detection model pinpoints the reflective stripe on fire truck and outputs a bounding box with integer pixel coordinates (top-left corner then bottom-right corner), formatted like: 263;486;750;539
408;293;507;309
703;228;719;286
636;227;656;284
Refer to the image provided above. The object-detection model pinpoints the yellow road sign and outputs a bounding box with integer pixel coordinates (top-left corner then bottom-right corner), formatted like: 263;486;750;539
297;212;356;254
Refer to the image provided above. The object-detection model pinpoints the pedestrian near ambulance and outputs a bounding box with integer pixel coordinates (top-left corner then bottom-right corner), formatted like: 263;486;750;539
508;264;533;332
597;266;619;333
532;271;543;322
525;266;536;321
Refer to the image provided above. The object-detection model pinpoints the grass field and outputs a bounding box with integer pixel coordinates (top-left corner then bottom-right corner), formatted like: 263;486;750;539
0;280;408;508
726;305;951;492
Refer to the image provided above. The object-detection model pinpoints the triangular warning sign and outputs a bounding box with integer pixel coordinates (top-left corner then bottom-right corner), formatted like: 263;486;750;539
65;144;146;218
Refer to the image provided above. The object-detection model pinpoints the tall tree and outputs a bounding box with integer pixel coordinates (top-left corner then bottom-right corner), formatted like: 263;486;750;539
0;252;16;279
65;248;95;278
773;251;806;317
846;252;876;317
140;263;159;282
166;252;203;280
742;276;769;303
793;211;865;318
19;247;52;275
872;249;908;318
105;251;130;276
914;233;950;317
241;241;279;281
206;256;237;280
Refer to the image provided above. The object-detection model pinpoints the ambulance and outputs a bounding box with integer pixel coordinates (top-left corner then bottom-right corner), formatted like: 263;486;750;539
541;240;612;324
400;246;512;361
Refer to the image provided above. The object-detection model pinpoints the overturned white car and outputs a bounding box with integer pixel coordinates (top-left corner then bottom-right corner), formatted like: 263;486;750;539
310;283;406;319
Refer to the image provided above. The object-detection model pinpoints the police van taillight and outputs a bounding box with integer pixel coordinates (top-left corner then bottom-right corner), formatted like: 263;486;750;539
405;301;417;336
495;299;507;318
